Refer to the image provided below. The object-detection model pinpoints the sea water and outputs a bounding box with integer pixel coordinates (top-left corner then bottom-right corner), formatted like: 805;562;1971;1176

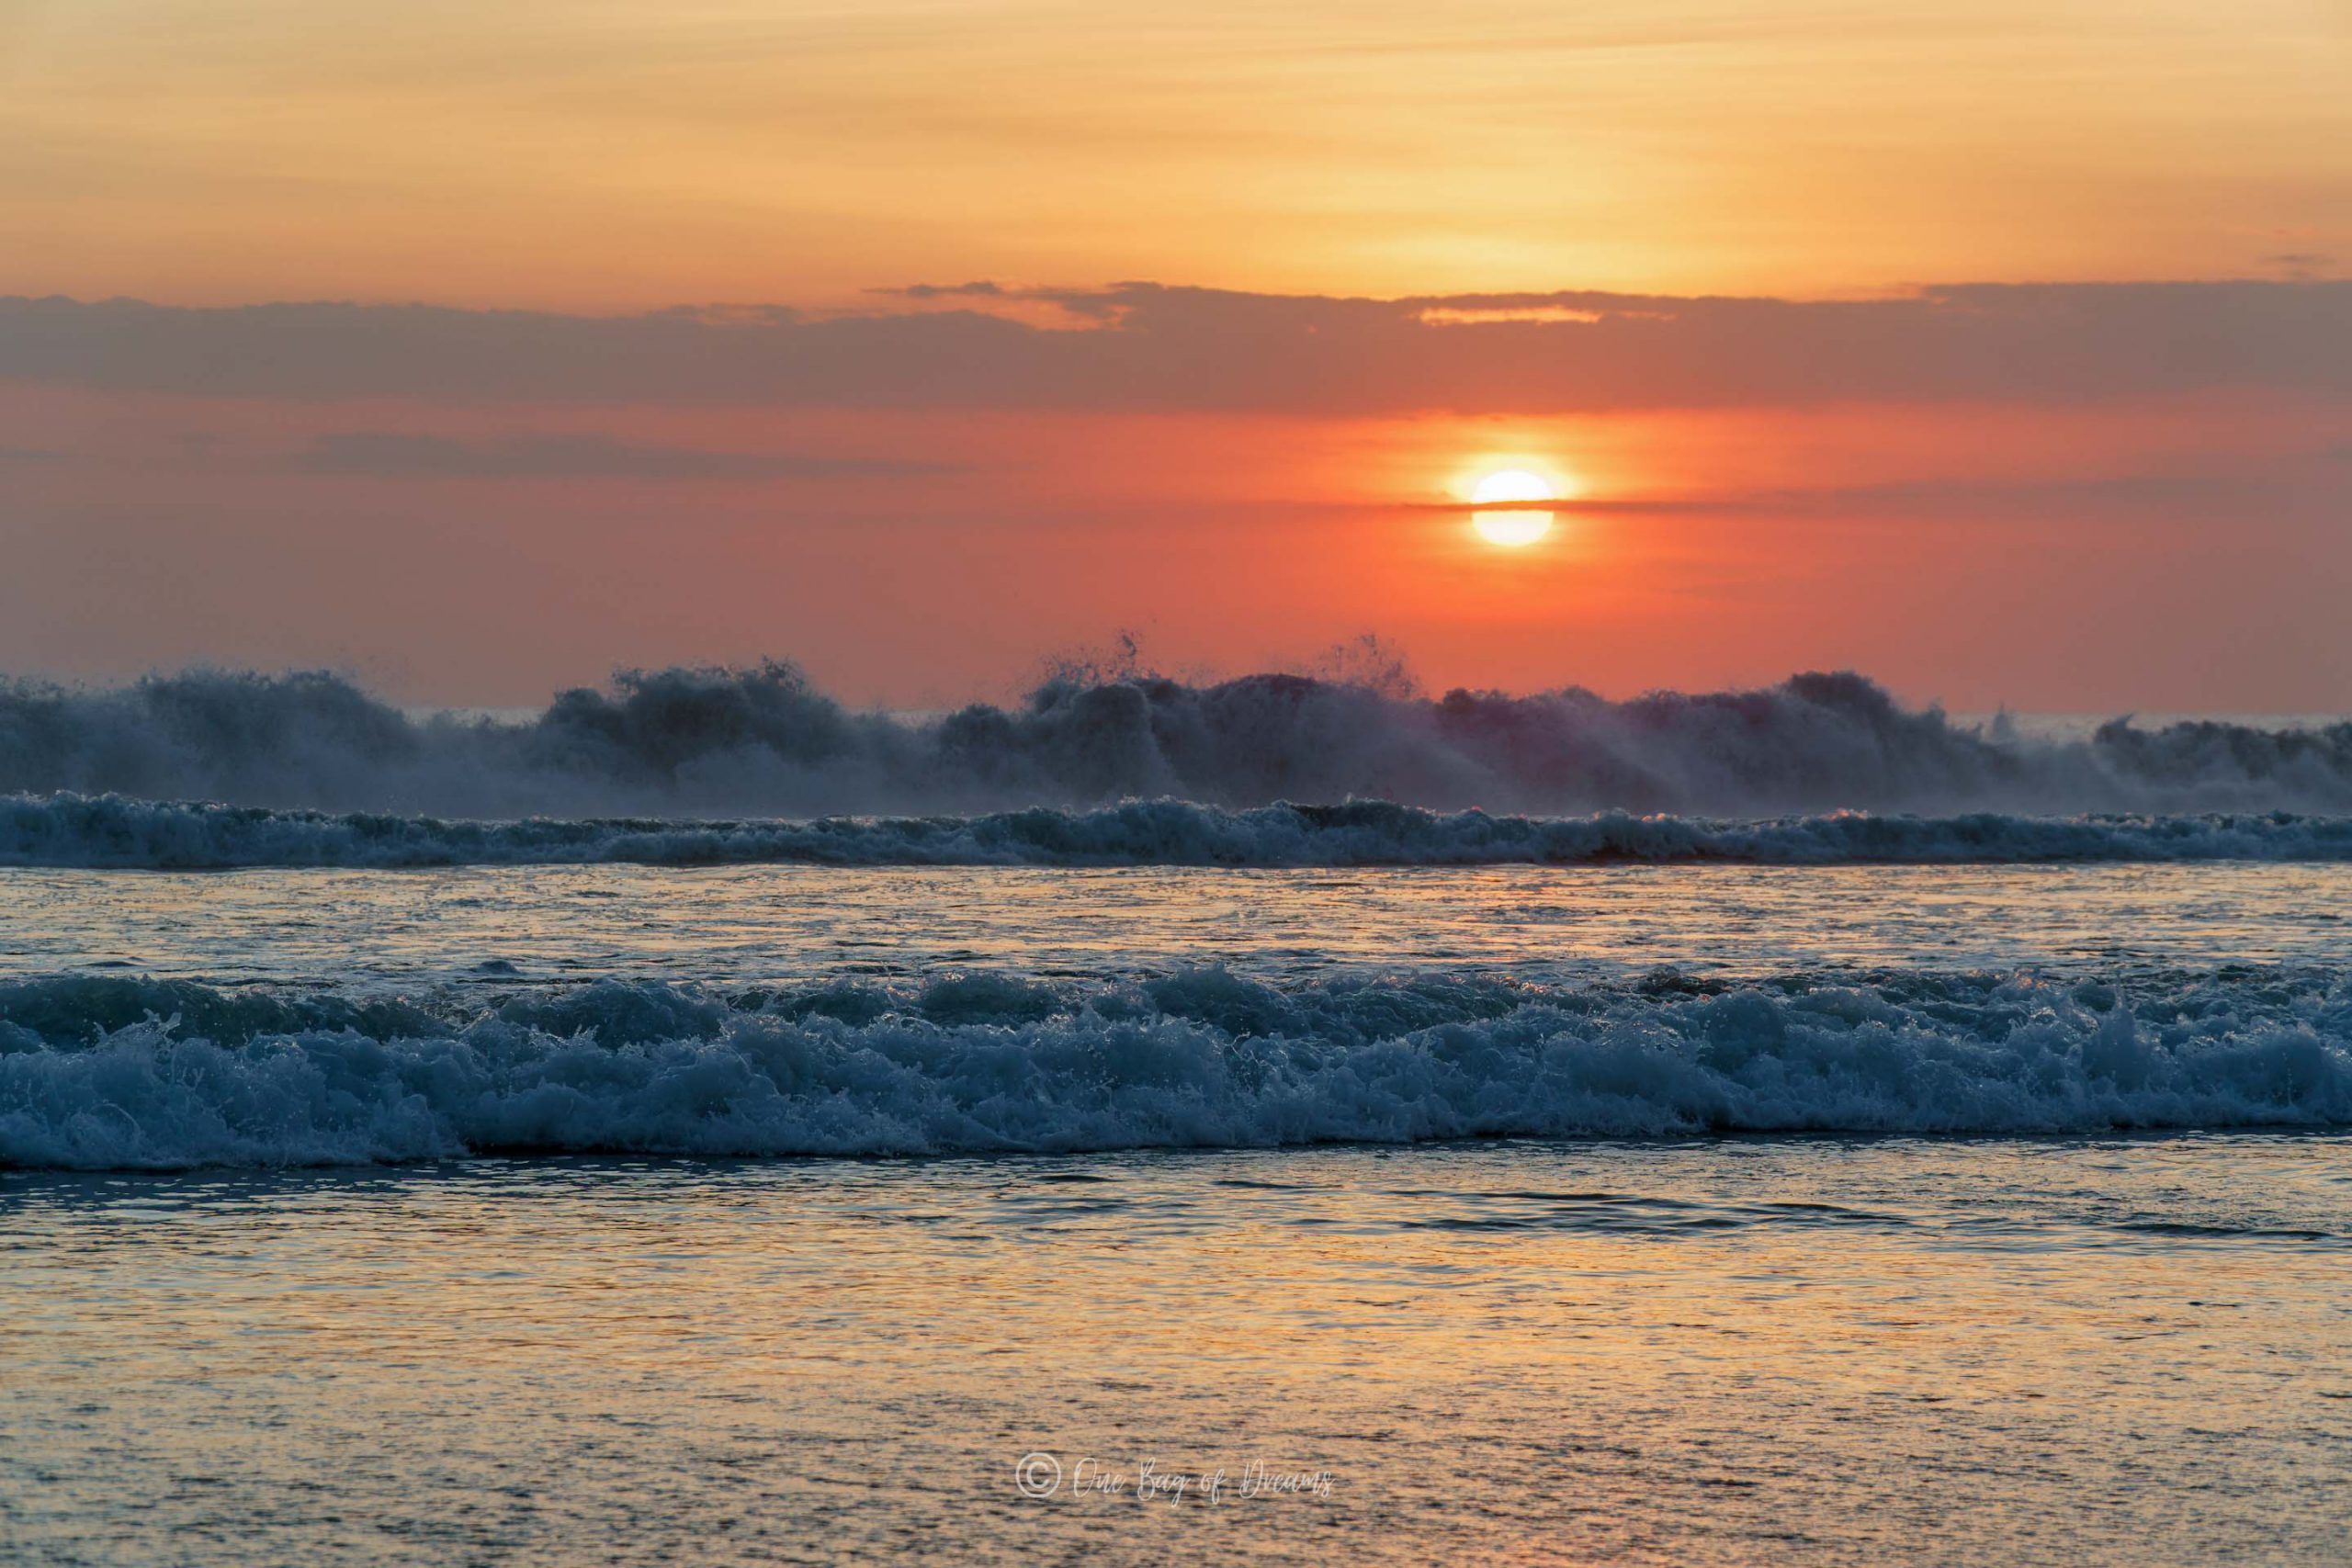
2;853;2349;1562
6;1138;2347;1565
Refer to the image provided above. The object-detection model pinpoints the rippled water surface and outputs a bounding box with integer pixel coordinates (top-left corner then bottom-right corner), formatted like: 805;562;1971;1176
5;860;2350;1562
6;860;2351;987
5;1140;2348;1566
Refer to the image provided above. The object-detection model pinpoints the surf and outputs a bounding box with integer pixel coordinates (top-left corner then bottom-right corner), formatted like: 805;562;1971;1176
6;967;2348;1169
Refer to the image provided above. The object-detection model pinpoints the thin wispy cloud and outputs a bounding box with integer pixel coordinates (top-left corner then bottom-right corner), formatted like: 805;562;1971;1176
292;432;947;481
1406;447;2351;524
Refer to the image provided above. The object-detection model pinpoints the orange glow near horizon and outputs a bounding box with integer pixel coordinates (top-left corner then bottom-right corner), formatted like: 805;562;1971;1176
5;375;2344;711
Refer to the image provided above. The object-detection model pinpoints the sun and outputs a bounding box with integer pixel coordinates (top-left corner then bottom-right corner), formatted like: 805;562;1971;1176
1469;468;1556;547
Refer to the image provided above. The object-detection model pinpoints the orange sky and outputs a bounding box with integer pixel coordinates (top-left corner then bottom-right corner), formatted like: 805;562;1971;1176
2;4;2348;709
7;2;2347;306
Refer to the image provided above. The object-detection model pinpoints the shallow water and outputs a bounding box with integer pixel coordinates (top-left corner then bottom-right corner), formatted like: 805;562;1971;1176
5;1139;2347;1565
6;860;2351;989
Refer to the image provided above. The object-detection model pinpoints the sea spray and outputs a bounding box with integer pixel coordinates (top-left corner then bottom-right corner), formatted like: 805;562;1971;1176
5;662;2350;818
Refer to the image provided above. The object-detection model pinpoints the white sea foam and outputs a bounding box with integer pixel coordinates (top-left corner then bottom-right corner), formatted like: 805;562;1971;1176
4;793;2349;869
4;970;2346;1168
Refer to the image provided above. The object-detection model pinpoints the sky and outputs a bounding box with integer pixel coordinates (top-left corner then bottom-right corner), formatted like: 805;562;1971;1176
3;1;2349;710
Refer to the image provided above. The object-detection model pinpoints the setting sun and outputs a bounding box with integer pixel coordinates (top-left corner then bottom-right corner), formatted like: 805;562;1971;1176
7;6;2348;1567
1470;468;1557;547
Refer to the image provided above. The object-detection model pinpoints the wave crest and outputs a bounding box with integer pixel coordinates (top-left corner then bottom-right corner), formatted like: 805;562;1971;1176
4;794;2349;869
4;661;2350;817
3;969;2347;1168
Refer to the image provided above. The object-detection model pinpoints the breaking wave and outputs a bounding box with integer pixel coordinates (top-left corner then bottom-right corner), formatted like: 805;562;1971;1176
6;794;2352;869
4;968;2346;1169
3;660;2350;819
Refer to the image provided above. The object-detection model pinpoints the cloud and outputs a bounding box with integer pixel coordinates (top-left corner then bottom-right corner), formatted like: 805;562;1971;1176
289;431;945;480
2257;253;2337;283
1409;449;2350;527
1783;457;2350;525
877;281;1007;299
4;281;2347;415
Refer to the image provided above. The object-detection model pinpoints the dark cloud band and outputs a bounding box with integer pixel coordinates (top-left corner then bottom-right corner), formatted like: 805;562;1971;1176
4;281;2346;413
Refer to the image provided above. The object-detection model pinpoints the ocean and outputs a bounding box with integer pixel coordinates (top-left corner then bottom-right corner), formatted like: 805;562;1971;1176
3;666;2349;1562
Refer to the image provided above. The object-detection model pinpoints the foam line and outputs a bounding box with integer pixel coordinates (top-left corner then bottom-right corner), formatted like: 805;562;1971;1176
5;794;2349;869
4;969;2346;1168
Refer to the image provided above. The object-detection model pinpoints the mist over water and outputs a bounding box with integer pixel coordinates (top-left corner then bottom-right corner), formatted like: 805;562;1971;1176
3;658;2349;823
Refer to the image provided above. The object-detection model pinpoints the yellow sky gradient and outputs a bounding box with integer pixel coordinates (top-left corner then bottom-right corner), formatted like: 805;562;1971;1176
6;0;2347;308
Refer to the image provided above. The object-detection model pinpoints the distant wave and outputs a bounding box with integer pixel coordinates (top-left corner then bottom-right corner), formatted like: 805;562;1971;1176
3;660;2349;818
6;794;2352;869
4;968;2346;1168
